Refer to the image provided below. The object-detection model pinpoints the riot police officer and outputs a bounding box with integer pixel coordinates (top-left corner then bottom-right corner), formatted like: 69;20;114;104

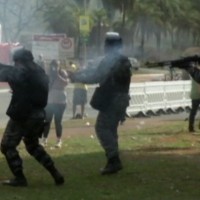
71;32;132;175
0;49;64;186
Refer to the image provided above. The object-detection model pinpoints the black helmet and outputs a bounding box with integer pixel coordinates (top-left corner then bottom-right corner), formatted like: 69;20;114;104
104;32;122;50
13;49;34;62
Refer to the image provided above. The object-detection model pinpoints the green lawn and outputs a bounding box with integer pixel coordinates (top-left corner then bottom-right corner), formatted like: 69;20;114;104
0;119;200;200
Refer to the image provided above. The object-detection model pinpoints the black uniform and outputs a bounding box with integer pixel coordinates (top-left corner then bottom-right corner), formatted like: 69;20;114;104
0;49;64;187
72;32;132;175
187;66;200;83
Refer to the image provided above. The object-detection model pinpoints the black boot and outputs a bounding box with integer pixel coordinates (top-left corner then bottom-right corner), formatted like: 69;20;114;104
1;177;27;187
189;115;195;132
1;170;28;187
189;125;195;133
51;170;65;186
101;156;123;175
47;165;64;186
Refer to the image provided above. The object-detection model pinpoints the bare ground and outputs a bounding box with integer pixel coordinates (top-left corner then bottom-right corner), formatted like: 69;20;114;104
44;116;200;156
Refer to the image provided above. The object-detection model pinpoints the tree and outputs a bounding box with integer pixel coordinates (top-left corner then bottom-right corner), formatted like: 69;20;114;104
39;0;200;59
0;0;45;42
102;0;136;37
89;8;109;54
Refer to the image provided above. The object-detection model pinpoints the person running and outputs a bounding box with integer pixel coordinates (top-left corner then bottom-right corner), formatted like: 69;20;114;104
0;49;64;186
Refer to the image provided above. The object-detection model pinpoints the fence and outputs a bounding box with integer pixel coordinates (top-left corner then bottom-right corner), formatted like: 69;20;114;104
127;80;191;116
69;80;192;117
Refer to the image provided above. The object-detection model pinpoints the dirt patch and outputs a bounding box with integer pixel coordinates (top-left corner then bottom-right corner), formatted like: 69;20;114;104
48;117;200;156
50;117;174;138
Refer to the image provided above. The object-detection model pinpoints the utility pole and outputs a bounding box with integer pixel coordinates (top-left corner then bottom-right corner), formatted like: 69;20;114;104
79;0;90;63
83;0;87;65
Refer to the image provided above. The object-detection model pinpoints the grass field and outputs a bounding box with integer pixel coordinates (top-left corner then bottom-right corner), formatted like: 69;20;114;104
0;117;200;200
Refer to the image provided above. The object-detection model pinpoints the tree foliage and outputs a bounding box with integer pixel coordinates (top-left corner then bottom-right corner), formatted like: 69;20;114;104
35;0;200;58
3;0;200;58
0;0;45;41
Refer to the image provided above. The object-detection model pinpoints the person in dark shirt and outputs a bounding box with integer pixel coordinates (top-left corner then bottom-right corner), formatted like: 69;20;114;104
0;49;64;187
188;77;200;133
70;32;132;175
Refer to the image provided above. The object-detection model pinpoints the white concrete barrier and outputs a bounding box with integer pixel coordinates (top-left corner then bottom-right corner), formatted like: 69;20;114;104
127;80;191;116
0;81;192;119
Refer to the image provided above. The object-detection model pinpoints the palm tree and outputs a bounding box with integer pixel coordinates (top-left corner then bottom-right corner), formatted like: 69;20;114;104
102;0;136;37
43;0;79;37
127;0;187;59
89;8;109;54
153;0;183;50
185;0;200;46
42;0;87;57
41;0;200;60
126;0;164;59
